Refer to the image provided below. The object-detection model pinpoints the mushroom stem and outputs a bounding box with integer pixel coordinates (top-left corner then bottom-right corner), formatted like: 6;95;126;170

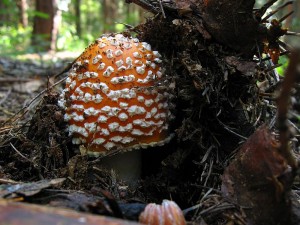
100;149;142;187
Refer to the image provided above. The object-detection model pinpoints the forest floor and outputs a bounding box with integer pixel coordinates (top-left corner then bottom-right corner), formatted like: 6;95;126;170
1;8;300;224
1;49;299;225
0;53;76;121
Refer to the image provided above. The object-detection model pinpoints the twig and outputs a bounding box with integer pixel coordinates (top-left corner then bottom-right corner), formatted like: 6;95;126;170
262;51;290;62
10;142;46;179
0;107;15;116
0;178;21;185
265;64;282;72
217;119;247;140
1;77;66;126
257;0;279;18
200;202;235;216
288;119;300;134
0;125;14;135
182;188;214;215
10;142;33;163
286;31;300;37
256;40;263;65
159;0;166;18
125;0;158;14
278;40;293;52
115;22;134;29
0;54;75;126
204;158;213;187
277;49;300;169
278;11;294;23
261;1;293;23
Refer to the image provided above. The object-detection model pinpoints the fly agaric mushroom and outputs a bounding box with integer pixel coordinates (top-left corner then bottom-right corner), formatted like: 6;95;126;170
58;33;174;183
139;200;186;225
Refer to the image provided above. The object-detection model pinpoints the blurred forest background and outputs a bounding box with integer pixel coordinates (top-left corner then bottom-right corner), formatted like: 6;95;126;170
0;0;148;56
0;0;299;61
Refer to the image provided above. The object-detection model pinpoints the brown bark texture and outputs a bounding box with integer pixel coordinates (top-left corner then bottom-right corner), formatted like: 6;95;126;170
0;201;140;225
75;0;81;37
31;0;61;51
17;0;28;27
0;1;11;26
102;0;118;32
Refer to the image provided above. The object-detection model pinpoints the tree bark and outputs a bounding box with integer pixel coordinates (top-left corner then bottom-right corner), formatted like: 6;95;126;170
75;0;81;37
126;3;145;25
31;0;61;51
17;0;28;27
102;0;117;32
0;1;11;26
295;0;300;30
51;4;61;51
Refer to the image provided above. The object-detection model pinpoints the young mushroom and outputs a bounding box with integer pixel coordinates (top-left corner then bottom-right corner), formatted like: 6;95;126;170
139;200;186;225
58;33;174;185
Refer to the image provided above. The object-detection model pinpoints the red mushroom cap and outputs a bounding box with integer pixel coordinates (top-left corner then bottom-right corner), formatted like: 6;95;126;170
58;34;174;155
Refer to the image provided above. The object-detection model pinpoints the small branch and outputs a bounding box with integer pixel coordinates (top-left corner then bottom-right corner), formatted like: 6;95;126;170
278;40;292;52
125;0;158;14
114;22;134;29
278;11;294;23
257;0;279;18
261;51;290;62
286;31;300;37
277;49;300;169
261;1;293;22
0;178;20;184
217;119;247;140
10;142;33;163
182;188;214;215
159;0;166;18
1;77;66;126
1;48;80;125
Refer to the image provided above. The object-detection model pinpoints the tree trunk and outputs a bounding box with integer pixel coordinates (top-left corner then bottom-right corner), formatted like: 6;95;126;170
102;0;117;32
295;0;300;29
51;4;61;51
126;4;145;25
75;0;81;37
0;1;11;26
0;1;6;26
31;0;61;51
137;4;145;23
17;0;28;27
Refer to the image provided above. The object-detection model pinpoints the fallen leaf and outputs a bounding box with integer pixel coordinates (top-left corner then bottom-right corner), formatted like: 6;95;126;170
221;126;293;225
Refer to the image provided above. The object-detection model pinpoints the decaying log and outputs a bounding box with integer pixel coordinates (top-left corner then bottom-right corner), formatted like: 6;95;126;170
0;201;140;225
